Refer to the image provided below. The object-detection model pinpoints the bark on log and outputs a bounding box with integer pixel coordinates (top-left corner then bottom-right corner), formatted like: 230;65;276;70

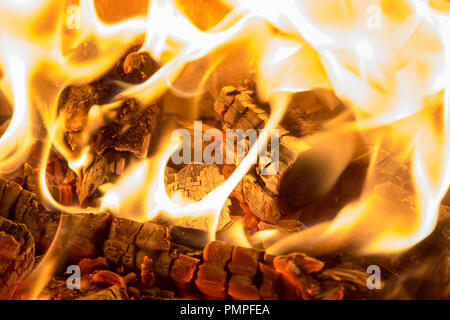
103;217;143;270
50;237;378;300
0;217;35;299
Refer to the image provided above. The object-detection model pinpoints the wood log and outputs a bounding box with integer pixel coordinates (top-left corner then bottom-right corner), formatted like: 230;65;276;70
121;51;160;84
0;217;35;299
227;246;261;300
214;85;359;220
258;262;280;299
214;87;304;221
90;99;161;159
273;254;324;300
195;240;233;299
77;150;127;207
60;81;117;134
65;213;112;264
60;45;162;207
0;178;56;250
140;255;155;288
135;221;171;252
164;163;232;231
0;179;397;300
50;236;382;300
168;225;210;249
77;98;161;207
170;254;200;288
153;250;177;280
240;173;281;224
0;178;23;219
103;217;143;270
102;217;175;277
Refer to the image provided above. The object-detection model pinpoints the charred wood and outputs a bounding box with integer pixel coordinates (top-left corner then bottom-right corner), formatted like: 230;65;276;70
0;217;35;299
214;85;358;222
164;163;231;231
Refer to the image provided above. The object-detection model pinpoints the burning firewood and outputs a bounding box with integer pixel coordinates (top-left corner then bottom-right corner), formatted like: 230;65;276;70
0;217;35;299
164;163;232;231
273;253;324;300
0;178;417;299
227;246;262;300
77;150;128;207
121;51;159;83
214;85;359;222
103;217;172;273
170;254;200;288
58;46;162;207
0;178;56;250
258;261;280;299
195;240;234;299
90;99;161;159
238;173;281;224
60;82;117;134
76;98;161;207
0;164;447;300
65;213;112;264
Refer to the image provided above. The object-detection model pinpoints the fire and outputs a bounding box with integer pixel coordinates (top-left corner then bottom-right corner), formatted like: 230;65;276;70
1;0;450;298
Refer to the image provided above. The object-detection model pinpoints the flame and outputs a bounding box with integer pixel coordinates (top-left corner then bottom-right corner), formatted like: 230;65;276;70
1;0;450;298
